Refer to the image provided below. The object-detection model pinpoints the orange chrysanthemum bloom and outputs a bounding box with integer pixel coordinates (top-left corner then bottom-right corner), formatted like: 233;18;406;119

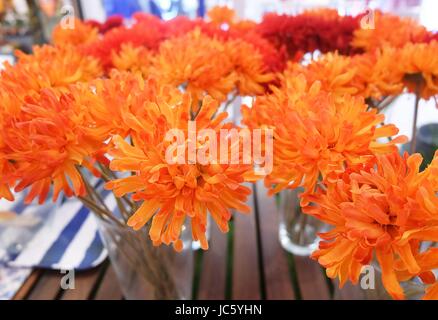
352;11;429;52
231;20;257;33
206;5;256;32
52;18;99;47
84;71;184;139
0;158;14;201
207;5;236;26
0;87;105;203
225;39;274;96
1;45;102;93
352;47;404;99
105;94;253;250
242;75;406;196
111;43;154;77
398;41;438;100
151;29;236;103
303;151;438;300
283;52;358;96
424;281;438;300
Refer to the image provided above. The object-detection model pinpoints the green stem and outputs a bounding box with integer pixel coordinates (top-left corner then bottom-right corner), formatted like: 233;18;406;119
410;84;421;154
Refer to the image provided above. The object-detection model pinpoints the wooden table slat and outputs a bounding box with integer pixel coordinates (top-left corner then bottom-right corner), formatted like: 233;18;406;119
27;271;63;300
232;186;261;300
60;265;106;300
12;270;43;300
197;223;227;300
254;182;295;300
93;265;124;300
293;256;331;300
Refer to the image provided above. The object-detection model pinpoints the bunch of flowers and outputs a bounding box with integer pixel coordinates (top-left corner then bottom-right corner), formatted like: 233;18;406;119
240;7;438;300
242;75;406;198
1;5;437;300
303;152;438;300
105;91;253;250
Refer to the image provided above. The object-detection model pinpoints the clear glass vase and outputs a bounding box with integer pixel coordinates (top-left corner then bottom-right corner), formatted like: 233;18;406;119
95;214;194;300
278;188;325;256
362;263;428;300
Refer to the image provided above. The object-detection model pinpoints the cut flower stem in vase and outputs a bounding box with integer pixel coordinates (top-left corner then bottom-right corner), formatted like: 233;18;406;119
96;214;193;300
278;188;325;256
77;168;193;300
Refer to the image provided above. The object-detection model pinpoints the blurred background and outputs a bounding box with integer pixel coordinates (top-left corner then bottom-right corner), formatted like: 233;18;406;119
1;0;438;55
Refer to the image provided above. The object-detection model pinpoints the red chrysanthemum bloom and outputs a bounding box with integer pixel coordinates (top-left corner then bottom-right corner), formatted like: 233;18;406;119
82;19;165;71
85;15;124;34
256;10;360;59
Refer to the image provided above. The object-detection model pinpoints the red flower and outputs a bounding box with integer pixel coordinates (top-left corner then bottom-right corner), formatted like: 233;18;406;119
85;15;124;34
82;21;165;71
256;11;361;59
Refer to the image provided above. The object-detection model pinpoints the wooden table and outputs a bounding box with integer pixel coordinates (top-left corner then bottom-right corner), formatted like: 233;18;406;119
12;181;367;300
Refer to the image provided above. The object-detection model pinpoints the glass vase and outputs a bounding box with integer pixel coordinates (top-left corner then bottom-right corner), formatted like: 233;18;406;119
362;264;428;300
278;188;325;256
95;214;193;300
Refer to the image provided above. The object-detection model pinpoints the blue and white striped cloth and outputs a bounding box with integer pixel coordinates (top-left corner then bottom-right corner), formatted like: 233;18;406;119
0;192;117;270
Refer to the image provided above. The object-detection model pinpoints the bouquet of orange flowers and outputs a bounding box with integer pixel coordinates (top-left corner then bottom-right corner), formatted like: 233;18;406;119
1;6;437;300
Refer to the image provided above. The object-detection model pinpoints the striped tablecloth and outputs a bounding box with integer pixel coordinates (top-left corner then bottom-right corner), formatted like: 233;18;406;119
0;191;116;299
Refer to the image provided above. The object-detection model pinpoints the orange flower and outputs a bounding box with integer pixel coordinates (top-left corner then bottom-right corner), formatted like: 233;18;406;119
0;87;106;203
105;94;253;250
0;159;14;201
352;47;404;99
207;5;236;26
111;43;154;77
0;44;105;203
283;52;358;97
1;45;102;93
225;39;274;96
303;151;438;300
151;29;236;103
231;20;257;33
83;71;184;139
352;11;429;52
423;281;438;300
283;49;404;101
52;18;99;47
398;41;438;100
242;75;406;196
